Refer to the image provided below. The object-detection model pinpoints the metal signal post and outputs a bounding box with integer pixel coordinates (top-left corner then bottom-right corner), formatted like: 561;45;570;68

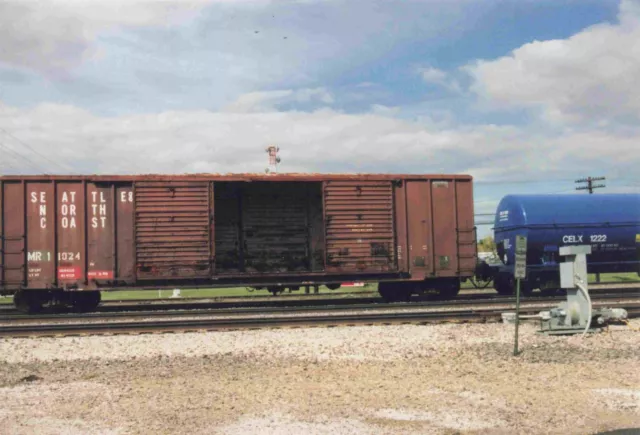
514;235;527;356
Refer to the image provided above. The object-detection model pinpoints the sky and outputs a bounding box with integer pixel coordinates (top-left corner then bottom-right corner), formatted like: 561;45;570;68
1;0;639;237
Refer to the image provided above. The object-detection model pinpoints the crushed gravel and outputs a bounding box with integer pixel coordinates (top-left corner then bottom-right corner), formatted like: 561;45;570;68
0;319;639;434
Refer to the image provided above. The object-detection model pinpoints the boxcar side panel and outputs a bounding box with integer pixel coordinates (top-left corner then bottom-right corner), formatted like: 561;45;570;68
393;181;409;274
87;183;115;281
26;182;55;288
405;180;433;280
116;185;135;281
455;179;476;277
430;180;459;276
56;182;86;287
2;182;25;290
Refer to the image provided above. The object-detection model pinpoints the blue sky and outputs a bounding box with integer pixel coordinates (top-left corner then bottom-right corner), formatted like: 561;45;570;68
0;0;639;237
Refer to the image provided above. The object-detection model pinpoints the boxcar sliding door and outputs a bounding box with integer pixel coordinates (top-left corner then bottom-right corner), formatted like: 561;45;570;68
134;180;213;280
323;180;396;273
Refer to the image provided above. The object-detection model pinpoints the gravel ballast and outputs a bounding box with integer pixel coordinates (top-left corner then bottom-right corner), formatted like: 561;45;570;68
0;320;639;434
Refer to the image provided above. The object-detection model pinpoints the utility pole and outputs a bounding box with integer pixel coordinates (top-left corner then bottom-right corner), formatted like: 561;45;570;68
575;176;605;283
575;176;606;194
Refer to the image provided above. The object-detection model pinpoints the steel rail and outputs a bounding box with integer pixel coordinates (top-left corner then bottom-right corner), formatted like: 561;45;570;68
2;285;635;316
1;292;639;323
1;303;639;338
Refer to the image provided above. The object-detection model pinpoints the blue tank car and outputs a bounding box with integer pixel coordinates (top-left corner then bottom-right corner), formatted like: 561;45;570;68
485;193;640;295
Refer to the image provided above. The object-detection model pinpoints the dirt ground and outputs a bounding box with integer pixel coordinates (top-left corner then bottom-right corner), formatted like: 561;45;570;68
0;320;639;435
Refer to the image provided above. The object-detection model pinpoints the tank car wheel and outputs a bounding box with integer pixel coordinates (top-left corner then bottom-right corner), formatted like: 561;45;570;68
540;288;560;296
70;291;102;312
13;291;44;314
519;282;534;297
494;276;514;296
494;276;533;297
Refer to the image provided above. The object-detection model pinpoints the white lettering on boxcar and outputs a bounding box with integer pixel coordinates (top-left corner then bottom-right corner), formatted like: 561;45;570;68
120;191;133;203
31;191;48;229
28;251;42;261
60;191;77;229
91;191;108;229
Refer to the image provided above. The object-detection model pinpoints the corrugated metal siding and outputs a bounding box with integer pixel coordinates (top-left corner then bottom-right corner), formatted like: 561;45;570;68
135;181;211;279
324;181;396;272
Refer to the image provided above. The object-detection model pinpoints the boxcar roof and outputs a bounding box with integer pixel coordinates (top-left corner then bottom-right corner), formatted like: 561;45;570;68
0;173;473;182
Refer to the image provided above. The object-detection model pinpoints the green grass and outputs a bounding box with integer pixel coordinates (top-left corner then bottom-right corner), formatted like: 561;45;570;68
100;284;377;301
1;272;637;304
587;272;640;283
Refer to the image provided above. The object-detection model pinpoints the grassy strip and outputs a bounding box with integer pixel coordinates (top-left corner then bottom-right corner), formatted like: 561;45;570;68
1;273;637;304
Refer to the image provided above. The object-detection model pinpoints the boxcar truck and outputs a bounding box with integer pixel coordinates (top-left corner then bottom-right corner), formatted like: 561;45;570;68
477;193;640;296
0;173;477;312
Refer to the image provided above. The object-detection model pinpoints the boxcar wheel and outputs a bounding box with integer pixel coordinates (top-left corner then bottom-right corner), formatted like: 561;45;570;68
13;291;44;314
437;279;461;300
70;291;102;312
378;283;412;303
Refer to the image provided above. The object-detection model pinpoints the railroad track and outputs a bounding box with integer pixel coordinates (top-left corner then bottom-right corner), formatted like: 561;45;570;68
2;285;637;317
2;291;639;323
1;298;638;338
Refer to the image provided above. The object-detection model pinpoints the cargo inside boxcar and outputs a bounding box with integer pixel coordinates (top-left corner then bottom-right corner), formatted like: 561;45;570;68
214;181;325;274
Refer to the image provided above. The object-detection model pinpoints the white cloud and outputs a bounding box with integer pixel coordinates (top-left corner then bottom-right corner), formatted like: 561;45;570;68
222;88;333;113
417;66;462;93
465;0;640;126
419;67;447;84
370;104;400;117
1;100;638;193
0;0;211;75
0;0;471;90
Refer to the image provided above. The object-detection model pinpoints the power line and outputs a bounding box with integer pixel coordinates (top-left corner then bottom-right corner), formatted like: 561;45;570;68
0;127;74;173
0;139;48;173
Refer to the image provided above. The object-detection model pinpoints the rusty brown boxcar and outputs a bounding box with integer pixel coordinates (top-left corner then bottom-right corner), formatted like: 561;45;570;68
0;173;476;311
